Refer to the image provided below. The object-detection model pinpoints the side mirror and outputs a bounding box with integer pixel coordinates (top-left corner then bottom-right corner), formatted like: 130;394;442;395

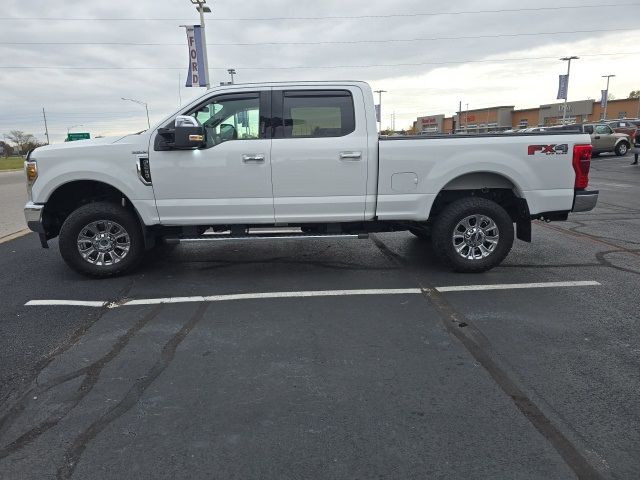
173;115;205;149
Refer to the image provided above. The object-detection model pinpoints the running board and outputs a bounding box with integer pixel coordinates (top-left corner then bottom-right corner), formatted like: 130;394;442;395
165;231;369;244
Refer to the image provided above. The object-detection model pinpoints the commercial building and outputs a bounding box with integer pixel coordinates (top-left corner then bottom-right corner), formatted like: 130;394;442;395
411;96;640;134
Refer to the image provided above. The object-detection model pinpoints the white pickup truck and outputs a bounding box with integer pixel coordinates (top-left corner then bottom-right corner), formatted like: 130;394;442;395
24;81;597;277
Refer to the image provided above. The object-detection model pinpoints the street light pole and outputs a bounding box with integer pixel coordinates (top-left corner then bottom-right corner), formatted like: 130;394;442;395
191;0;211;89
121;98;150;129
67;124;83;135
227;68;236;84
601;74;615;120
465;103;469;130
374;90;386;131
560;56;579;124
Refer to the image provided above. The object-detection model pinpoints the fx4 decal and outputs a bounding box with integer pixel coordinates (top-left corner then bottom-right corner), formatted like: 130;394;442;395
528;144;569;155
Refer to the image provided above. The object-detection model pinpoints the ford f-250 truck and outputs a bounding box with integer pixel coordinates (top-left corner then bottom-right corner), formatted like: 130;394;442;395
23;81;598;277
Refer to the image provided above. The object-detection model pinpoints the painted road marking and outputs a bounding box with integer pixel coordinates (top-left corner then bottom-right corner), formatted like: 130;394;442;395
0;229;30;245
435;280;601;292
24;281;601;308
25;299;107;307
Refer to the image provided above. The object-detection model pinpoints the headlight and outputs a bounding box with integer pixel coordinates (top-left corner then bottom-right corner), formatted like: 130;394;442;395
25;160;38;185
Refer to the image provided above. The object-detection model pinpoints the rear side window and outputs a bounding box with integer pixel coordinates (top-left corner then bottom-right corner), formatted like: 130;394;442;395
281;90;355;138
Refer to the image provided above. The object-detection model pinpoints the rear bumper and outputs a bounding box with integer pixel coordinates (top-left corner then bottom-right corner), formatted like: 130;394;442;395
572;190;599;213
24;202;49;248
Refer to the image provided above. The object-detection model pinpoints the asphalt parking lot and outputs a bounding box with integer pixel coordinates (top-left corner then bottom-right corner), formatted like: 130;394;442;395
0;155;639;479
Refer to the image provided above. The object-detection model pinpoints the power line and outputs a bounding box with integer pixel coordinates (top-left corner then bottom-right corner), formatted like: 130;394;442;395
1;27;637;46
0;52;637;71
0;3;638;21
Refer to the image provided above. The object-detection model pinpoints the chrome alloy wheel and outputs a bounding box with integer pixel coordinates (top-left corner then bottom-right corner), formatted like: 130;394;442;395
452;214;500;260
76;220;131;266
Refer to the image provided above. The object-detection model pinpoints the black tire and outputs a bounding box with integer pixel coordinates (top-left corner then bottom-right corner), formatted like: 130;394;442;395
615;142;630;156
431;197;514;273
59;202;144;278
409;227;431;240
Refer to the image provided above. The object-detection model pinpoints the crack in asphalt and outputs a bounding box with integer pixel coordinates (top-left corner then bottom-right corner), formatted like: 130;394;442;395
156;256;399;272
0;303;164;460
539;222;640;259
55;302;209;479
369;234;606;480
0;278;137;435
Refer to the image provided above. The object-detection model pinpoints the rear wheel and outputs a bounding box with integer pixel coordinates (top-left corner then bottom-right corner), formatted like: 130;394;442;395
431;197;514;273
59;202;144;278
615;142;629;156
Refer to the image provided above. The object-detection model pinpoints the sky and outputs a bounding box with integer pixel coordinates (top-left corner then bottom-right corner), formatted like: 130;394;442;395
1;0;639;143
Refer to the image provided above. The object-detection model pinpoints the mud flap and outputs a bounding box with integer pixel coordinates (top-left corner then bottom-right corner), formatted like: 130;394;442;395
516;219;531;243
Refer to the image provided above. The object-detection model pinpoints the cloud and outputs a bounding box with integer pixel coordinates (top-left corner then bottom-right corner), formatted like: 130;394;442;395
0;0;638;140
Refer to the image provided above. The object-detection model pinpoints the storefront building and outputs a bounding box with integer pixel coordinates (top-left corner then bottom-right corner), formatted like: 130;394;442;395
412;96;640;134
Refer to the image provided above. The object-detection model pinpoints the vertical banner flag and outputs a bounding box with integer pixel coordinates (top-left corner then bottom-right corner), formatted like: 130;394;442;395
557;74;568;100
184;25;208;87
601;90;608;108
375;104;381;122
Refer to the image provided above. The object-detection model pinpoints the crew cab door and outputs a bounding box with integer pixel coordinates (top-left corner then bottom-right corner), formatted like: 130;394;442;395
149;91;274;225
270;88;369;222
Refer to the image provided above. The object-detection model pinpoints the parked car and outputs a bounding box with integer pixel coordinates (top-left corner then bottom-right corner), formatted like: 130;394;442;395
606;119;640;144
24;81;597;277
550;123;631;156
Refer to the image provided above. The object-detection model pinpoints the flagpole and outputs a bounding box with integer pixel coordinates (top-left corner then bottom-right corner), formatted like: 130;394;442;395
560;56;579;124
197;2;210;89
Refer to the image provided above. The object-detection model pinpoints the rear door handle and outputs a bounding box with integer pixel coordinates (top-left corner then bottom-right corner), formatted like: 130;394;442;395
339;151;362;160
242;154;265;163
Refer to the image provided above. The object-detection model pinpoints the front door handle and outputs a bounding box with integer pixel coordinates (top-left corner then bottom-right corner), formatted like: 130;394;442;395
242;154;265;164
594;136;600;139
339;151;362;160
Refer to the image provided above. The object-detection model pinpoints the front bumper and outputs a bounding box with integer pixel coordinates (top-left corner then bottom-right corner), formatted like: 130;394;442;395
24;202;49;248
572;190;599;213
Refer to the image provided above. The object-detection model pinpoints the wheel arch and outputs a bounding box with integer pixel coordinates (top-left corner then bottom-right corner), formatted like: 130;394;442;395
429;171;529;220
42;180;145;240
427;171;531;242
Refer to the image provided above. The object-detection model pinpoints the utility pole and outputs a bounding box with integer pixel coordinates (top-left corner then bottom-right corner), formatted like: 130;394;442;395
601;74;615;120
227;68;236;84
457;101;462;133
374;89;386;131
560;56;579;124
42;107;50;145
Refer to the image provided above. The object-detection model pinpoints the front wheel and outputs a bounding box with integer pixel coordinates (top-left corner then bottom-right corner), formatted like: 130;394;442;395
431;197;514;273
59;202;144;278
615;142;629;156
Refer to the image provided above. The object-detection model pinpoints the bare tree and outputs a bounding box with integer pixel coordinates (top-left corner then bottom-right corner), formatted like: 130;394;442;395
6;130;41;155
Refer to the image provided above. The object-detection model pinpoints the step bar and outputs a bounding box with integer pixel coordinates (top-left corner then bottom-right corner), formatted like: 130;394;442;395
164;231;369;245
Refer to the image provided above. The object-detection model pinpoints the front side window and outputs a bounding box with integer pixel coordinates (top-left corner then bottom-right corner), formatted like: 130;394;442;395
595;124;612;135
281;90;355;138
189;94;261;147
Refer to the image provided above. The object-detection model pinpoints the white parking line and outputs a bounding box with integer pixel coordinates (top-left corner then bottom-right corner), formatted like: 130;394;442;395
435;280;600;293
23;281;601;308
25;299;107;307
